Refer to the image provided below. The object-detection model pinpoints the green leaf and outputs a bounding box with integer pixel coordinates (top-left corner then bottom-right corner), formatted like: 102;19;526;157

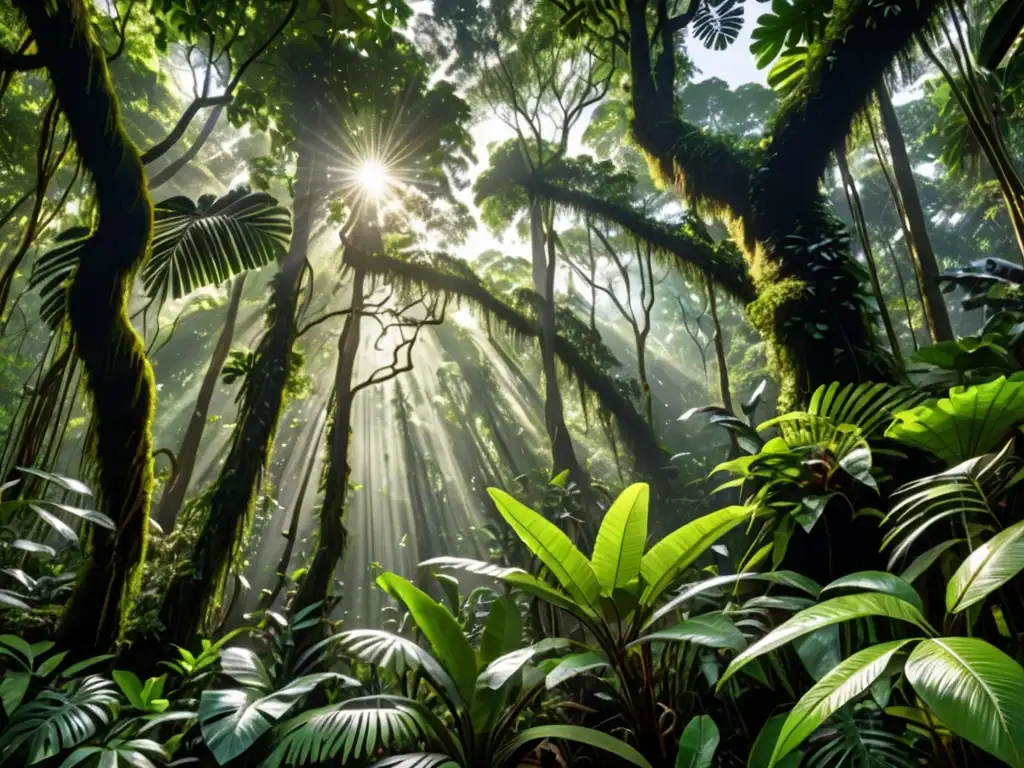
676;715;719;768
112;670;145;710
639;505;753;605
146;190;292;302
477;638;570;690
748;714;800;768
488;488;599;611
906;637;1024;767
718;594;933;689
886;375;1024;465
478;595;521;665
822;571;924;613
504;571;586;618
199;673;338;765
646;570;821;628
947;519;1024;613
979;0;1024;69
591;483;649;594
497;725;652;768
545;651;609;689
632;612;746;652
0;671;29;716
770;639;916;766
377;572;477;704
901;539;962;584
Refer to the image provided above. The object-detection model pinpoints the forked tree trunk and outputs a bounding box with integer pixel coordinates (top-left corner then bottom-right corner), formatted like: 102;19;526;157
17;0;157;654
154;274;247;530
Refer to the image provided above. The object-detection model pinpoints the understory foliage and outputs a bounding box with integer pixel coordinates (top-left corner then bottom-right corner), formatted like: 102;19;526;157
4;0;1024;765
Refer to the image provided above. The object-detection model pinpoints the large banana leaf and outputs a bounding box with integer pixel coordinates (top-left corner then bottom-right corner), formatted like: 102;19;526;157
591;482;649;594
262;696;455;768
718;594;933;689
199;673;342;764
494;724;652;768
503;571;587;618
487;488;600;612
477;638;571;691
376;573;477;705
770;639;916;766
906;637;1024;767
145;189;291;302
676;715;719;768
0;676;118;764
631;612;746;652
639;505;754;605
947;519;1024;613
886;375;1024;465
545;651;609;689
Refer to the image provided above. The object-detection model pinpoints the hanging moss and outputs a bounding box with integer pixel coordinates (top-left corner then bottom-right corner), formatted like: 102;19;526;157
17;0;157;654
364;252;672;485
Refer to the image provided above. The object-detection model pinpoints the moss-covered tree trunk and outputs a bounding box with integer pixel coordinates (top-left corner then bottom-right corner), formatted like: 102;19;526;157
531;196;587;488
625;0;941;407
16;0;157;653
292;257;366;615
875;85;952;342
155;274;247;530
158;129;323;647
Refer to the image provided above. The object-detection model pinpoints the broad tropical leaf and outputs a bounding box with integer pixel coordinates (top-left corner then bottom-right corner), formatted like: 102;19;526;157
979;0;1024;69
376;573;477;704
545;651;609;689
906;637;1024;767
495;724;653;768
639;506;754;605
479;596;522;665
488;488;599;612
58;739;166;768
718;594;933;689
886;375;1024;465
676;715;719;768
646;570;821;628
262;696;451;768
947;519;1024;613
631;612;746;651
306;630;458;704
199;673;340;764
591;483;649;593
822;571;924;613
770;640;916;765
145;189;291;302
503;571;584;617
477;638;570;690
0;676;118;764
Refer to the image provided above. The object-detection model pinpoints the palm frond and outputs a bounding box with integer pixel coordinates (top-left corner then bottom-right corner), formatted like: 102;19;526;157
373;754;460;768
145;189;291;303
0;675;118;763
262;696;451;768
808;382;930;436
882;445;1013;570
28;227;90;329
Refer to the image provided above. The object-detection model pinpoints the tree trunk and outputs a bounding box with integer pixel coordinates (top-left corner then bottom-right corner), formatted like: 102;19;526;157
876;85;953;342
291;258;365;615
17;0;157;654
705;276;733;413
532;196;586;489
157;124;322;648
835;147;904;365
154;274;246;530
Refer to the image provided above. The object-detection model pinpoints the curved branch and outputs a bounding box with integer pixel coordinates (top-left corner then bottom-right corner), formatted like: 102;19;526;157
524;177;756;303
